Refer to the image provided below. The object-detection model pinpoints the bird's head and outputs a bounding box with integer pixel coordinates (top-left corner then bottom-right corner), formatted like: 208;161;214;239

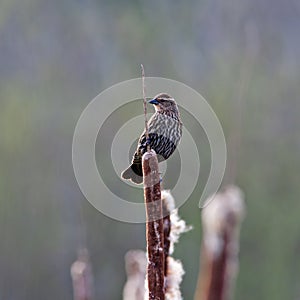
148;93;179;116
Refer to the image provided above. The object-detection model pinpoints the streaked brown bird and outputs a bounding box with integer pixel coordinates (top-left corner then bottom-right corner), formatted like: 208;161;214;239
121;93;182;184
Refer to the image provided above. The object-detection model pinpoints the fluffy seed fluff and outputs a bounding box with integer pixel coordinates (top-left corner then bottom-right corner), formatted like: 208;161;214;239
162;190;192;255
123;250;147;300
165;257;185;300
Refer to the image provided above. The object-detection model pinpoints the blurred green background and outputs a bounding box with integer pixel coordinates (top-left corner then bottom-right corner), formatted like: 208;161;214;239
1;0;300;299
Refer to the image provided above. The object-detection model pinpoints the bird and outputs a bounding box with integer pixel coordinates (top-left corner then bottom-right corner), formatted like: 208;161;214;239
121;93;182;184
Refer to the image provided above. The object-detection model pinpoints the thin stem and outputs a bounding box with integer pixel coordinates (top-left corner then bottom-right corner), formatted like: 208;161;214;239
141;64;150;152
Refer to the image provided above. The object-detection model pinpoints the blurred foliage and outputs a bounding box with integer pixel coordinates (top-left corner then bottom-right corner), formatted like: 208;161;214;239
0;0;300;299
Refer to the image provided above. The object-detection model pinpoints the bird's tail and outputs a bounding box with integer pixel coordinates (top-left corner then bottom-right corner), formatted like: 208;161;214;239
121;162;143;184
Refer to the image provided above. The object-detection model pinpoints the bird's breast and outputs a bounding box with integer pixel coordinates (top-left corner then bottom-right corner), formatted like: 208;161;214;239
148;113;182;145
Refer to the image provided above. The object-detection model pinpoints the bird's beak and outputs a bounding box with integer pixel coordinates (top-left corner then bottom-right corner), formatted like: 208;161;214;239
148;98;159;105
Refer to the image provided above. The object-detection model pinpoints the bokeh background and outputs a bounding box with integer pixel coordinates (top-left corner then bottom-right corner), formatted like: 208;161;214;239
1;0;300;299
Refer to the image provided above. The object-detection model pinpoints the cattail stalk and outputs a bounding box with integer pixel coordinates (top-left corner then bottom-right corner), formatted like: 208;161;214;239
194;186;245;300
142;150;165;300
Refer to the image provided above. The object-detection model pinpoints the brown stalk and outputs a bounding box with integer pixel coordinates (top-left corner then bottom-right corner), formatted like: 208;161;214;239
142;150;165;300
194;186;245;300
162;199;171;277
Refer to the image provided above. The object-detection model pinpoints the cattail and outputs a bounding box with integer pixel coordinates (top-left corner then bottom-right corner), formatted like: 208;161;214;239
194;185;245;300
142;150;165;300
70;248;94;300
123;250;147;300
